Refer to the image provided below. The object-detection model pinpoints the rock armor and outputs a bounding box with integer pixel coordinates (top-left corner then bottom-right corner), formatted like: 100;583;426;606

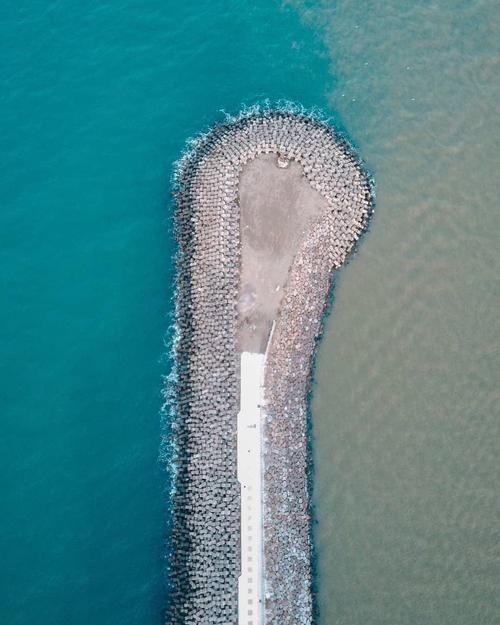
166;109;373;625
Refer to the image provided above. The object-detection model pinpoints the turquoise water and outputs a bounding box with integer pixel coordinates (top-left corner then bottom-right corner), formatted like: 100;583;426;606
1;1;498;625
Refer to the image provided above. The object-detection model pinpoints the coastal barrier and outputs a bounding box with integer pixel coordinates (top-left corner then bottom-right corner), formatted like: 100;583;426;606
166;107;373;624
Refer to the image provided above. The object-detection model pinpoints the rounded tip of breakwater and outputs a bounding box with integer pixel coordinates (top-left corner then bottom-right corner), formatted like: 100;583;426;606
165;106;374;624
172;101;374;203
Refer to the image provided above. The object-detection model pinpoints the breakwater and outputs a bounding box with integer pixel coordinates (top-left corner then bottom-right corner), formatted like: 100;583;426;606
167;107;373;624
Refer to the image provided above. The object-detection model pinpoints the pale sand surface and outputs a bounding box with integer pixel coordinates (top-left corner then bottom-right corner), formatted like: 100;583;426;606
238;154;327;352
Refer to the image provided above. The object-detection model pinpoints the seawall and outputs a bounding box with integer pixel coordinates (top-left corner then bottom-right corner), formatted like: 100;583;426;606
166;107;374;624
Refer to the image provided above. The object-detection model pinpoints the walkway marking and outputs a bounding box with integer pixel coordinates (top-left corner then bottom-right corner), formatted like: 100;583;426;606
237;351;265;625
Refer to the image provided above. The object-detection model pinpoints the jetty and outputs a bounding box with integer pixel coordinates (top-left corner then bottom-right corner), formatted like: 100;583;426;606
166;108;373;625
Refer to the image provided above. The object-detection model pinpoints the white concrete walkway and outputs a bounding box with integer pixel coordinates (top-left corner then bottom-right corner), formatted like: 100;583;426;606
237;352;265;625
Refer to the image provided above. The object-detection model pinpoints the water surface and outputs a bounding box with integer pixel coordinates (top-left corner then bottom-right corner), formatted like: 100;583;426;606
1;1;498;624
292;1;500;623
